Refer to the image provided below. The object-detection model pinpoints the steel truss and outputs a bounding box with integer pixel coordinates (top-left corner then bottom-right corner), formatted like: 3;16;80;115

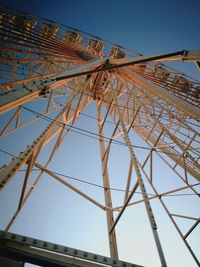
0;231;143;267
0;6;200;267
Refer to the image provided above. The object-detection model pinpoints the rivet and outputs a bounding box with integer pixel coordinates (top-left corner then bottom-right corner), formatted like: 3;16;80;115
12;234;16;239
103;257;107;262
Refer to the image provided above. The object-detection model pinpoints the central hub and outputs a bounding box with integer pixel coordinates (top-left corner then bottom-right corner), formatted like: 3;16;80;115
90;72;108;100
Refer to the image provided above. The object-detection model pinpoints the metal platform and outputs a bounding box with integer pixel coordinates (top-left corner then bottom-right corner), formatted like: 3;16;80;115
0;231;144;267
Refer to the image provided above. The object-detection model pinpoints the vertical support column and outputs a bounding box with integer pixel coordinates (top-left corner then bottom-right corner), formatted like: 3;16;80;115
110;85;167;267
96;101;118;259
4;93;93;231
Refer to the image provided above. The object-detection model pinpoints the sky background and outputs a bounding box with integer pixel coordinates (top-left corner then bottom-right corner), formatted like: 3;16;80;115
1;0;200;54
0;1;200;267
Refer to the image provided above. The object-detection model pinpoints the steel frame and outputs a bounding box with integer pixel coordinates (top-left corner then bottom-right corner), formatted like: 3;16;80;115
0;6;200;267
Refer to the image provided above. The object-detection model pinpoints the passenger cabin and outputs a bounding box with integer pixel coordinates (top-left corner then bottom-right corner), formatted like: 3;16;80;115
193;86;199;99
13;16;34;33
63;31;82;45
153;65;169;81
134;64;147;71
41;23;58;39
0;13;12;27
0;13;4;27
173;76;192;93
109;47;125;59
0;13;34;34
87;39;104;57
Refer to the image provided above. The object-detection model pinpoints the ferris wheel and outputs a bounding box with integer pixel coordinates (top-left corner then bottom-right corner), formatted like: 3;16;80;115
0;6;200;267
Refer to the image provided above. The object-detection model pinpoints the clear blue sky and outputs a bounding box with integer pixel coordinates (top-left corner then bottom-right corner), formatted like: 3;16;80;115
0;1;200;267
1;0;200;54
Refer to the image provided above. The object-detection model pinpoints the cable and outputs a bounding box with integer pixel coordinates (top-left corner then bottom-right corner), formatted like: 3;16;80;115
1;61;199;134
21;105;183;157
55;99;200;142
53;100;114;125
60;102;193;147
0;149;22;160
29;104;198;159
0;148;199;197
23;105;200;159
51;82;200;131
43;168;200;197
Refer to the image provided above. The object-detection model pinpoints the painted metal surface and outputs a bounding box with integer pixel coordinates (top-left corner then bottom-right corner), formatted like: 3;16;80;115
0;5;200;267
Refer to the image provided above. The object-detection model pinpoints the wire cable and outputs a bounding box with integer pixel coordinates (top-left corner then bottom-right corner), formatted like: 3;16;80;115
0;148;199;197
21;105;185;157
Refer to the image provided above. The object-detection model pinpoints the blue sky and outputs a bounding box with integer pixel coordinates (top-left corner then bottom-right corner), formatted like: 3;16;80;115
1;0;200;54
2;0;200;78
0;1;200;267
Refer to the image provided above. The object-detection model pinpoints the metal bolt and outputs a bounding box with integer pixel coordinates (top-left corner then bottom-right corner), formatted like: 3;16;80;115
63;247;68;252
12;234;16;239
